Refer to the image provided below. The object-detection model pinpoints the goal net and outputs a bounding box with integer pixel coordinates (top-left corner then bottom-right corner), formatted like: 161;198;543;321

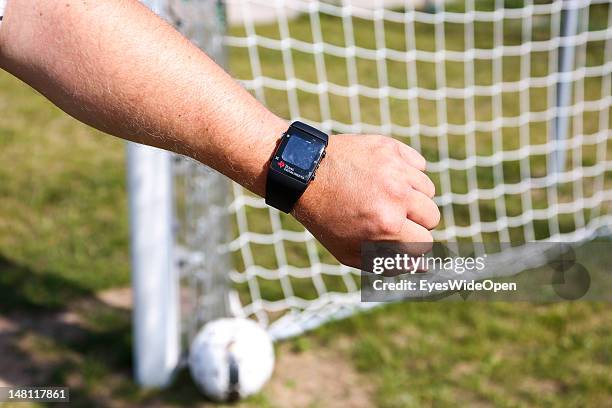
131;0;611;386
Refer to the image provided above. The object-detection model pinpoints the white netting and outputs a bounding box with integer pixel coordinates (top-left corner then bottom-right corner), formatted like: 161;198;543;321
175;0;611;341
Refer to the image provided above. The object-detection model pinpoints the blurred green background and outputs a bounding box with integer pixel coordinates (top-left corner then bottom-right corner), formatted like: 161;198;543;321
1;2;611;407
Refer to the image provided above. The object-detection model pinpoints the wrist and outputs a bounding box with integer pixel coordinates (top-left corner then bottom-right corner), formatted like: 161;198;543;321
245;116;288;197
291;135;334;221
195;111;287;198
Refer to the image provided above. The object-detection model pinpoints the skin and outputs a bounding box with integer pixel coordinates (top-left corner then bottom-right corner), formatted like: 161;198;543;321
0;0;440;268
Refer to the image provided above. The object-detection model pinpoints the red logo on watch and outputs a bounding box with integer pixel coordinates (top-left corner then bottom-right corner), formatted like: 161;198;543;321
278;161;285;168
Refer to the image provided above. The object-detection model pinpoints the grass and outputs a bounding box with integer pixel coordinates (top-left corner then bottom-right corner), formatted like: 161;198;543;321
315;301;612;407
0;2;611;407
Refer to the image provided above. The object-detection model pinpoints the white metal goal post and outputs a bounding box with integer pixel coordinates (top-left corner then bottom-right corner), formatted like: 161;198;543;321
129;0;612;387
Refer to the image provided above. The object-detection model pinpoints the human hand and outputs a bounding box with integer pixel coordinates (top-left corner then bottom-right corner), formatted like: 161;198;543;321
293;134;440;268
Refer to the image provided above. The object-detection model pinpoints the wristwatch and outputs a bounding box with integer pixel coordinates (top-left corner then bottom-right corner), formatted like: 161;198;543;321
265;121;329;213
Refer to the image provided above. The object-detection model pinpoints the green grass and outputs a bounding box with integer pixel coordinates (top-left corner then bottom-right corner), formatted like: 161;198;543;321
1;3;611;407
313;301;612;407
0;73;130;311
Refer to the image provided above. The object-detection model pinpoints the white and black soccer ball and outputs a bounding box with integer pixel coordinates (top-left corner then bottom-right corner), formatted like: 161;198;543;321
188;318;275;402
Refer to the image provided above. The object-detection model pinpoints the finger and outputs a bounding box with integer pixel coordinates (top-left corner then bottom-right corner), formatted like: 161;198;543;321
396;219;434;256
402;165;436;198
395;142;427;171
405;190;440;230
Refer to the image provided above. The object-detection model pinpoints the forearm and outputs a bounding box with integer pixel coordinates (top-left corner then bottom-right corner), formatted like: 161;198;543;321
0;0;441;267
0;0;285;196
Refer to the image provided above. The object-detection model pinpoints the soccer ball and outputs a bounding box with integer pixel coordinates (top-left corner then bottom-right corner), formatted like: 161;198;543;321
188;318;275;401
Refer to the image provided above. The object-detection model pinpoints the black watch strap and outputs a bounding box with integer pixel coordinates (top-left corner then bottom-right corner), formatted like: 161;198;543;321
265;122;328;213
290;121;328;143
265;167;307;213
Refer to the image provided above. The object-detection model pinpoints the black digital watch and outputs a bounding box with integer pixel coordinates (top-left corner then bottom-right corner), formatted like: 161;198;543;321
265;121;329;213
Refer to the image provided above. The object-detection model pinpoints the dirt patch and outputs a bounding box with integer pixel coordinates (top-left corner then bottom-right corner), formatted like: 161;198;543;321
519;377;562;396
0;287;131;388
265;343;375;408
96;287;133;310
0;315;33;387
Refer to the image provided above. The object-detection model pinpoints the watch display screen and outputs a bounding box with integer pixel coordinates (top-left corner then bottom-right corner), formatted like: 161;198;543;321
271;128;326;183
281;135;321;170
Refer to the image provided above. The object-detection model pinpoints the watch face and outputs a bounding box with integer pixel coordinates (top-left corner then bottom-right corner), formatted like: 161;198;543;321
281;135;321;170
271;129;326;182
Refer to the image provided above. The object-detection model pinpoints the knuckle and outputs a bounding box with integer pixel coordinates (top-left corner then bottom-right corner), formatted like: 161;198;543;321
425;201;440;230
431;205;441;228
396;141;427;171
416;228;434;244
421;201;441;230
424;213;440;230
424;176;436;198
390;139;405;155
415;233;434;253
417;153;428;171
385;178;408;200
413;171;434;198
411;151;428;171
371;134;388;146
407;196;440;230
380;136;398;151
376;211;402;236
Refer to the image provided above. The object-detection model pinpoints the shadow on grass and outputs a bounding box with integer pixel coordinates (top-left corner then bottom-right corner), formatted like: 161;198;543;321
0;254;207;407
0;255;93;312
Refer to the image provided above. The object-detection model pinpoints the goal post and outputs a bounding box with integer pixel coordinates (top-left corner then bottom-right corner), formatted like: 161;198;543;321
130;0;612;387
127;143;178;387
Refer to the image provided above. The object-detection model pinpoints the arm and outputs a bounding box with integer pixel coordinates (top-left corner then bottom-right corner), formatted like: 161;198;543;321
0;0;439;267
0;0;282;196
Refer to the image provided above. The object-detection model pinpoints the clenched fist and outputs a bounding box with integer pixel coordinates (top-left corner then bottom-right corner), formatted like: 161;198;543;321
293;135;440;268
